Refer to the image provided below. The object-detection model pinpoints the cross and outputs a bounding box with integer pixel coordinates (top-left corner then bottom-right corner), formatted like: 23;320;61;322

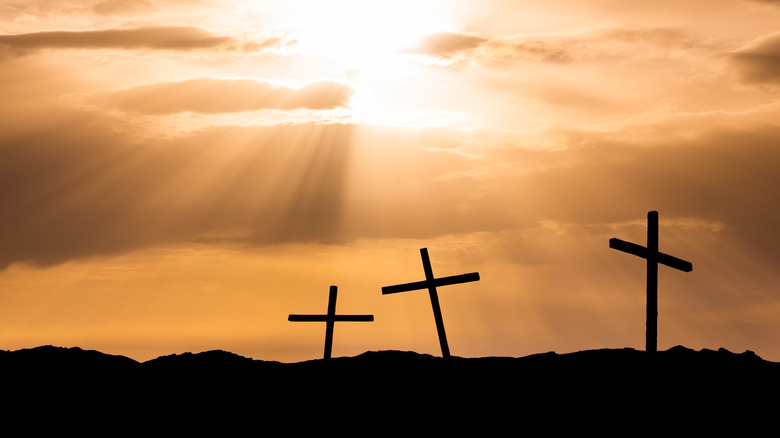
609;211;692;353
288;285;374;359
381;248;480;358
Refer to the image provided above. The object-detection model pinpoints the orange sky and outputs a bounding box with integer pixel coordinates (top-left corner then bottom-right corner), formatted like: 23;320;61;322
2;0;780;363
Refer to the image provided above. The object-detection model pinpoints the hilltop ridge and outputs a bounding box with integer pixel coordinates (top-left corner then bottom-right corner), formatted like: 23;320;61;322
2;345;776;433
2;342;773;368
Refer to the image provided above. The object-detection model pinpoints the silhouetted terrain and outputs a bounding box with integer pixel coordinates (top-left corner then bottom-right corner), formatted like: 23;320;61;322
2;345;777;433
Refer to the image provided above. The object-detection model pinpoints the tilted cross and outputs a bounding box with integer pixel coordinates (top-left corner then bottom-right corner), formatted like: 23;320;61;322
381;248;480;358
609;211;692;352
288;285;374;359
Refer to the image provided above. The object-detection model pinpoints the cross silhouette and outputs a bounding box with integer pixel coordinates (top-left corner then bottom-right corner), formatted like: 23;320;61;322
609;211;692;352
382;248;480;358
288;285;374;359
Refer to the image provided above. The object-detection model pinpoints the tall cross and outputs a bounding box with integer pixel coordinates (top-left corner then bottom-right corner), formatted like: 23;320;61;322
288;285;374;359
609;211;692;353
381;248;480;358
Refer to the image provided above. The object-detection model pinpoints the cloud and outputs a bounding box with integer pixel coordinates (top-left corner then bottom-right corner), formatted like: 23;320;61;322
3;99;780;271
490;121;780;267
95;78;354;114
91;0;154;15
2;0;209;18
0;26;253;55
0;107;358;269
410;32;488;58
0;104;514;269
729;32;780;84
240;37;294;53
413;27;713;65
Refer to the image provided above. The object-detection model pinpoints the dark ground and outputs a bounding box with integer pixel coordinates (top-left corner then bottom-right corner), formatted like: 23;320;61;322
1;345;777;434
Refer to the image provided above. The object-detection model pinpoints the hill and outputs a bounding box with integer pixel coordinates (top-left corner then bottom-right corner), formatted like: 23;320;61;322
1;345;777;433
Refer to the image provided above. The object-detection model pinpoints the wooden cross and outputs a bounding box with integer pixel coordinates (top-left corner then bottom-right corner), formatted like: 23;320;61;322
381;248;480;358
609;211;692;353
288;285;374;359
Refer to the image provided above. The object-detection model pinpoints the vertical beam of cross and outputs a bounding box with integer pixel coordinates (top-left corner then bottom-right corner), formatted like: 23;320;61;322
324;285;338;360
421;248;450;358
382;248;480;358
288;285;374;359
646;211;659;353
609;211;692;352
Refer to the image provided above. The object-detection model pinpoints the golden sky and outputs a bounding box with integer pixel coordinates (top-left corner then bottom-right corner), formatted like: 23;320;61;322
2;0;780;362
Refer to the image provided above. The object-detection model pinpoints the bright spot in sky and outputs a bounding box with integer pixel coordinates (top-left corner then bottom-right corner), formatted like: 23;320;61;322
269;0;460;126
279;0;452;66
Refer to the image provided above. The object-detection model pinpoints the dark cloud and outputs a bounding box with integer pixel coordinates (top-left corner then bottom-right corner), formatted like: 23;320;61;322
487;123;780;267
96;78;354;114
0;108;357;269
0;26;243;55
0;105;512;269
3;101;780;271
730;32;780;84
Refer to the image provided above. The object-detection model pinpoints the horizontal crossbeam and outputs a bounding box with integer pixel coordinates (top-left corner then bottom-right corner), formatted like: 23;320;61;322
609;238;692;272
381;272;480;295
288;315;374;322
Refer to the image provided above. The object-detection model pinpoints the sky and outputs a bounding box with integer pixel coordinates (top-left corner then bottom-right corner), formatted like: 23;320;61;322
2;0;780;363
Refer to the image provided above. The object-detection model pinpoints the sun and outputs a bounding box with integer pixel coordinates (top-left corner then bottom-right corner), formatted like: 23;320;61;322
250;0;459;126
275;0;453;68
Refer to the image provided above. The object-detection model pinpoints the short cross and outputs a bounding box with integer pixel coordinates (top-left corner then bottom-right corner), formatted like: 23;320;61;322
288;285;374;359
609;211;692;352
381;248;480;358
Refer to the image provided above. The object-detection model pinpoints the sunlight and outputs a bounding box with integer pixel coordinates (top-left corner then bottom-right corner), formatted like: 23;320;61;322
279;0;452;67
256;0;457;126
